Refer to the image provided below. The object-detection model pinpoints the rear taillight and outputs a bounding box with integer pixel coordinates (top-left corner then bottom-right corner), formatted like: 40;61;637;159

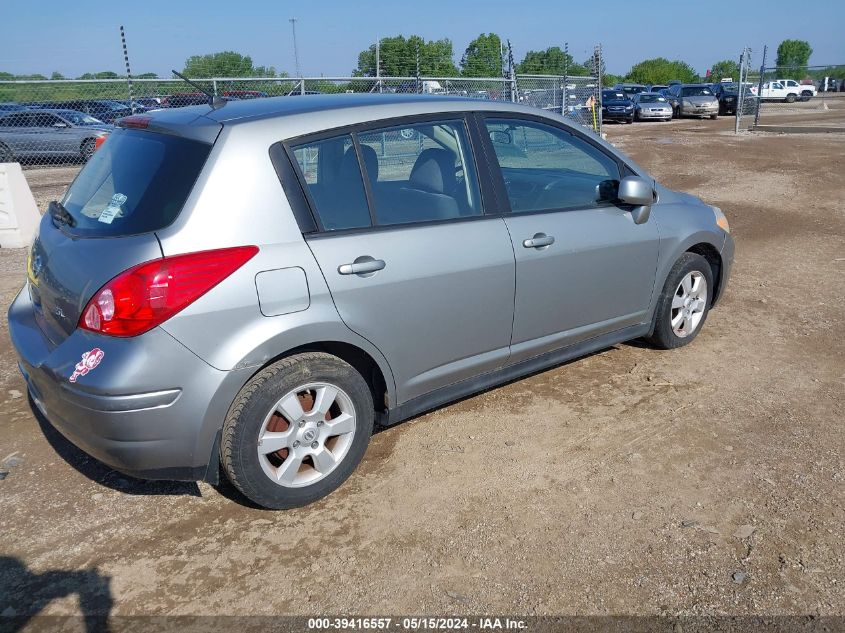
79;246;259;337
94;135;108;151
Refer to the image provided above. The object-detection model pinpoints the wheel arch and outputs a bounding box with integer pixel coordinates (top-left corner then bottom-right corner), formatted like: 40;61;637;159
244;340;392;421
685;242;723;307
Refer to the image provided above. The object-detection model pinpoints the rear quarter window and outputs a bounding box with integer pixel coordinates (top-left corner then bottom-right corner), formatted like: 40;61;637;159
60;128;212;237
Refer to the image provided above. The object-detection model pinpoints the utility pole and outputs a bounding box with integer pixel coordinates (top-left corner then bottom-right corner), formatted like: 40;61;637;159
289;18;301;78
119;25;134;112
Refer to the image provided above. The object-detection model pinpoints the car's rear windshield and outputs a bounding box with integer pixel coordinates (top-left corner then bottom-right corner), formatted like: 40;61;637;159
60;128;211;237
638;94;666;102
681;86;713;96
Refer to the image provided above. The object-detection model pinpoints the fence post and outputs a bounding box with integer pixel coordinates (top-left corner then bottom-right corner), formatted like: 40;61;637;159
753;45;767;129
212;79;218;97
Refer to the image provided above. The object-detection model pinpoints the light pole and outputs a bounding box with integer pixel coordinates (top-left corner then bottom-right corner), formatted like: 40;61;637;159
289;18;301;78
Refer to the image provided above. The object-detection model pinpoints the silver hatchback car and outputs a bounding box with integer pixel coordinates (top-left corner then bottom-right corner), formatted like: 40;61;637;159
8;95;734;509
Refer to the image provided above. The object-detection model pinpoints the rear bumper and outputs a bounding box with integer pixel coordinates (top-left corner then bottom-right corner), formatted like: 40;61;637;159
637;110;672;119
8;285;252;481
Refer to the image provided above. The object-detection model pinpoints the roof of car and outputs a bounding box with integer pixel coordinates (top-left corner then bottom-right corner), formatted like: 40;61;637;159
148;93;533;127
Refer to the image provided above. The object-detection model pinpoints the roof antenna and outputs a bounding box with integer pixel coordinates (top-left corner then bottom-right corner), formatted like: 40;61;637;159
171;69;227;109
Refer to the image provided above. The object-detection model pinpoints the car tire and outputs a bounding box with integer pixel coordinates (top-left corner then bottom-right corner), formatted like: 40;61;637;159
626;116;634;124
647;253;714;350
710;114;718;120
80;139;96;162
785;93;797;103
221;352;374;509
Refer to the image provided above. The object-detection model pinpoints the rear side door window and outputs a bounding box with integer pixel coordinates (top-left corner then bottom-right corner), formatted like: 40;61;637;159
290;134;372;231
357;120;482;225
484;119;621;213
290;119;483;231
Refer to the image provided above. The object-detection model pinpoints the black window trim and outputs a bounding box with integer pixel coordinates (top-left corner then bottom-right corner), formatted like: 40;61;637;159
280;112;495;238
474;111;642;218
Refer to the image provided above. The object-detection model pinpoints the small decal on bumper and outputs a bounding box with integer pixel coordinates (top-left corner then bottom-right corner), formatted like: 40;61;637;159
69;348;105;383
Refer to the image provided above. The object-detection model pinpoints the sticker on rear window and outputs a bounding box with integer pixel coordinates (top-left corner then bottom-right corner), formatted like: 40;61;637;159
98;193;127;224
69;347;105;383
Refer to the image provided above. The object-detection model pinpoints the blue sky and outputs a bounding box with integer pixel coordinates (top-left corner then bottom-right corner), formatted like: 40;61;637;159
2;0;843;77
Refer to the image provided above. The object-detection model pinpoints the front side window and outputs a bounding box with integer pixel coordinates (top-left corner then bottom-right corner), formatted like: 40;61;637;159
291;134;371;231
357;120;482;225
485;119;621;213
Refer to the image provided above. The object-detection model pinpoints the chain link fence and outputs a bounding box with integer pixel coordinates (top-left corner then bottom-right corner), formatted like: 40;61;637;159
0;72;601;168
735;49;845;132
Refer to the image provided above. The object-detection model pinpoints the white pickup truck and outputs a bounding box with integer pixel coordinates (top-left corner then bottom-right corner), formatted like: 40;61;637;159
754;79;816;102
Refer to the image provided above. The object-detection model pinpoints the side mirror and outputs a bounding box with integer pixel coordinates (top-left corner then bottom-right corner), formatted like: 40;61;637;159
618;176;654;224
489;130;512;145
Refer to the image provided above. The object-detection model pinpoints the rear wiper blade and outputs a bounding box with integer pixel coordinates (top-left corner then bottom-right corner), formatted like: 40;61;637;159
48;200;76;227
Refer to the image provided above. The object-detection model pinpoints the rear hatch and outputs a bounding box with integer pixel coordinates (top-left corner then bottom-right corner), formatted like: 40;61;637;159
28;124;216;345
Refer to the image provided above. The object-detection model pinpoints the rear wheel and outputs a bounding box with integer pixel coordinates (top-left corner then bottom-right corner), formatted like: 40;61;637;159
221;352;374;509
648;253;713;350
80;139;96;162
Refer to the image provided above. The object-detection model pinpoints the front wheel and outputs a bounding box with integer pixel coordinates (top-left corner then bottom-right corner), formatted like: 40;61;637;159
221;352;374;509
710;114;718;120
785;93;797;103
647;253;714;349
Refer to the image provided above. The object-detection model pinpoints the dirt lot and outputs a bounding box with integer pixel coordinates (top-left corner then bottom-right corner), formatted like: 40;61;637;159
1;114;843;625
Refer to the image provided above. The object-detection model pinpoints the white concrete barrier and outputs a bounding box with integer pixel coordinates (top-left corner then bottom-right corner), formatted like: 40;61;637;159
0;163;40;249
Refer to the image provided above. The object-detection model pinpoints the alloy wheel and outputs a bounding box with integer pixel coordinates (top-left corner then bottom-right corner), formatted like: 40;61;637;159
256;382;356;488
670;271;708;338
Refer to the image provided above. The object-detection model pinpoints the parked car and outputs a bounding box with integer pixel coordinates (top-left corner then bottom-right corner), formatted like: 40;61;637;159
160;92;211;108
756;81;805;103
600;89;635;123
615;83;648;99
817;77;841;92
0;109;111;163
222;90;270;100
8;95;734;509
667;84;719;119
773;78;815;101
0;102;28;113
648;84;669;94
632;92;672;121
27;100;132;124
712;83;740;115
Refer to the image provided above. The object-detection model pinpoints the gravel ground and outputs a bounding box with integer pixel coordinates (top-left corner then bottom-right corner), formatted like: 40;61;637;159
0;115;843;626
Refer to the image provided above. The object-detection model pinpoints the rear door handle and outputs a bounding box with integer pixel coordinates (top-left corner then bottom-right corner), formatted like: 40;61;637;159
338;257;386;275
522;233;555;249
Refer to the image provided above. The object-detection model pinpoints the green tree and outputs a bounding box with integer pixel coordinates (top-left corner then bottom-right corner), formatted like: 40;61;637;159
460;33;503;77
625;58;698;84
182;51;276;78
776;39;812;71
355;35;458;77
136;72;158;79
708;59;739;82
50;71;65;80
517;47;588;75
95;71;120;79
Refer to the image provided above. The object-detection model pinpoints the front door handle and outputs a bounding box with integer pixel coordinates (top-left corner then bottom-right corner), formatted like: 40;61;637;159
338;257;386;276
522;233;555;249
